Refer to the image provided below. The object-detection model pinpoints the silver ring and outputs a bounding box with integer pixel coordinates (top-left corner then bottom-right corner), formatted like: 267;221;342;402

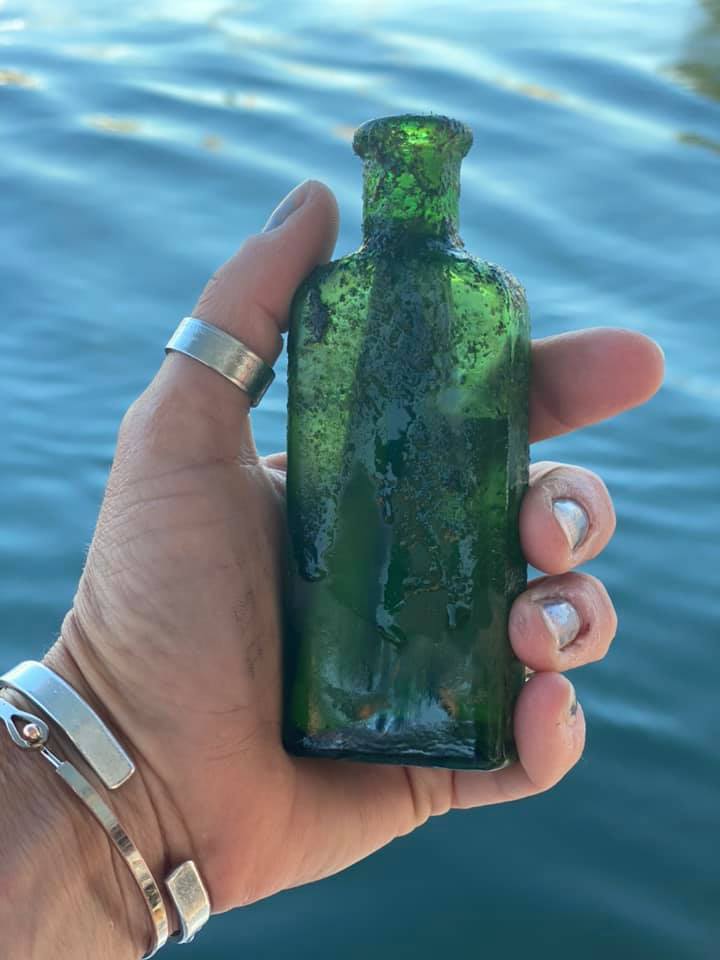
165;317;275;408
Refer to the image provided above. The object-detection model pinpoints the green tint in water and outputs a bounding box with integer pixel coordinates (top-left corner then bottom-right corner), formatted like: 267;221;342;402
284;115;530;769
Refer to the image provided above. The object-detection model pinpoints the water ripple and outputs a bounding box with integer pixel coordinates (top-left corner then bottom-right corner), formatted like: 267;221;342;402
1;2;718;959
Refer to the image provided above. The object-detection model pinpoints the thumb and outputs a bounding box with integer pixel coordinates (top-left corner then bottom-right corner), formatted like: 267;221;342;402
146;179;339;463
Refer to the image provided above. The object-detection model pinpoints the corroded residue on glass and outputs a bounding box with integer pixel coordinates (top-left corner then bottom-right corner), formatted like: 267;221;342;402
284;114;530;769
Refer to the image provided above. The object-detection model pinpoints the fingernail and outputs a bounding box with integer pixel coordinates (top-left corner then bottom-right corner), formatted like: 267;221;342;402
263;180;312;232
541;600;581;649
552;498;589;551
567;687;579;724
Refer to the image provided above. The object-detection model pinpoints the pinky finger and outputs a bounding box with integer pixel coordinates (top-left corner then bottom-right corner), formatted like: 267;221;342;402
452;672;585;809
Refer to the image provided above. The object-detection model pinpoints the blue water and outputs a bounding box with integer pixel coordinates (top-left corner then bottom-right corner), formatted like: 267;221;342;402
1;1;719;957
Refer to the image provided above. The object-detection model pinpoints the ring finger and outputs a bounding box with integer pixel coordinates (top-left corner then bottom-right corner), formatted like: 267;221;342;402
510;571;618;672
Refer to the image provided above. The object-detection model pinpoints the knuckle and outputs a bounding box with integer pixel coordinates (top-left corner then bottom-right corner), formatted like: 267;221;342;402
509;592;533;634
586;637;610;664
401;767;452;831
242;232;269;255
591;573;616;610
254;294;286;336
117;386;192;464
581;573;617;624
541;464;614;515
531;745;584;794
531;768;563;794
564;571;617;652
125;393;171;450
608;598;619;638
194;270;223;315
571;570;604;593
116;394;145;448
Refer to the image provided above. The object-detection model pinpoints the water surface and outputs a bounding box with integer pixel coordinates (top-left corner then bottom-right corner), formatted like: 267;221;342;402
1;1;718;957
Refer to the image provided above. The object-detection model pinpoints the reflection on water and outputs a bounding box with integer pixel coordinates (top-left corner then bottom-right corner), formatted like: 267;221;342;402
677;129;720;152
669;0;720;101
0;66;37;86
332;124;358;142
87;114;143;135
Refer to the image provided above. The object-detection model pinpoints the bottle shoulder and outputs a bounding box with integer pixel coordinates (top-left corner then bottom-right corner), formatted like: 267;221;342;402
308;246;526;296
449;253;527;310
291;252;370;300
289;253;376;345
290;246;529;333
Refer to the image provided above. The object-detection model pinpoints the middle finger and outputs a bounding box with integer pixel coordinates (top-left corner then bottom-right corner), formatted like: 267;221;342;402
520;460;616;575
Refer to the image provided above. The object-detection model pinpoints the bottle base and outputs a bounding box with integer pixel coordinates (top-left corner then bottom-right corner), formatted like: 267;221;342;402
283;730;516;772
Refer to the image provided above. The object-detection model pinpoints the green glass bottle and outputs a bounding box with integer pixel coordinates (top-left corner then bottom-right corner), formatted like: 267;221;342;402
283;114;530;770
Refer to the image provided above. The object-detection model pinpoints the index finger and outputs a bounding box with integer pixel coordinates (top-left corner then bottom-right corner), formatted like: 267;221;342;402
530;328;664;443
262;328;664;469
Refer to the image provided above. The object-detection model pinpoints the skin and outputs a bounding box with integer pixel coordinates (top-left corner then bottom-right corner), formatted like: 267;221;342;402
0;179;664;958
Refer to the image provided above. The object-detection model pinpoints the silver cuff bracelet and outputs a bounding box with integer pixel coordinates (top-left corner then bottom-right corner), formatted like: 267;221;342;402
0;660;211;954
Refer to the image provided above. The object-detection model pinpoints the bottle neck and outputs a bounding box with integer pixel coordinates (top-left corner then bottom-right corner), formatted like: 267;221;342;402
360;153;463;249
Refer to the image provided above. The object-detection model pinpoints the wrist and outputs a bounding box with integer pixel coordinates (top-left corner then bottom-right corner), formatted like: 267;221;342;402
0;694;146;959
43;633;182;955
0;625;187;959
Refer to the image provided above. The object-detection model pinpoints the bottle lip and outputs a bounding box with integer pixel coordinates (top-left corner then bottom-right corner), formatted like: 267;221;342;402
352;113;473;160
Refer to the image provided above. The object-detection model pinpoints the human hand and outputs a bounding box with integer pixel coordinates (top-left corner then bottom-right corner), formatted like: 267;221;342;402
45;179;664;952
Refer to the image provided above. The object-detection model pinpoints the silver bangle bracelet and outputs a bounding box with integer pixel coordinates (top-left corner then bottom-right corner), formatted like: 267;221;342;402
0;696;169;958
1;660;134;789
0;661;212;952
